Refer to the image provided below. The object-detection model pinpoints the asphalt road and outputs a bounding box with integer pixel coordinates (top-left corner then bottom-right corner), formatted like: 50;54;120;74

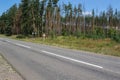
0;38;120;80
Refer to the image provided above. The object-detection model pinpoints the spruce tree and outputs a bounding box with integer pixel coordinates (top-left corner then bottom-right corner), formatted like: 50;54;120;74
21;0;32;35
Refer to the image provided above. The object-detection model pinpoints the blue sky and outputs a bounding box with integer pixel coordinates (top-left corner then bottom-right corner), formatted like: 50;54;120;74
0;0;120;15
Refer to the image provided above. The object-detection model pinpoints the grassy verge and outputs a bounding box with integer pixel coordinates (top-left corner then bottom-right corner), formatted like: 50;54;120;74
0;34;120;57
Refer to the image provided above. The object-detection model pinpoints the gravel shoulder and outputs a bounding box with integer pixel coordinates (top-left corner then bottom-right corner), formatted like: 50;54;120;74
0;54;23;80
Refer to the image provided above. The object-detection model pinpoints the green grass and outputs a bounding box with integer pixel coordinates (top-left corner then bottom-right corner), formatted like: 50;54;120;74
0;34;120;57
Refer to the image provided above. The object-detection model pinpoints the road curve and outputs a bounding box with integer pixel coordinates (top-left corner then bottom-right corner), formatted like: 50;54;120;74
0;38;120;80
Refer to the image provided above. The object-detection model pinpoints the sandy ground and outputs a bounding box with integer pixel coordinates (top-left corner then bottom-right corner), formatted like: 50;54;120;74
0;55;23;80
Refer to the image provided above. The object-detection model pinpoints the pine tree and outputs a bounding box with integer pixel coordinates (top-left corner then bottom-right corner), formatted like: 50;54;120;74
13;5;22;34
107;5;113;27
40;0;47;35
21;0;32;35
45;0;53;34
77;3;82;34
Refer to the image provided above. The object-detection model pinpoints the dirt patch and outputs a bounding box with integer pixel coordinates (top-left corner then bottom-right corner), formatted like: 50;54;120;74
0;55;23;80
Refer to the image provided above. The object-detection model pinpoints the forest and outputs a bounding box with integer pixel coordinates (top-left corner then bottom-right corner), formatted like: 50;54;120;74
0;0;120;42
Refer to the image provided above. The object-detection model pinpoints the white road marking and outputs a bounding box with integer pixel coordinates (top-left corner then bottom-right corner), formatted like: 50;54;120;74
5;40;11;43
1;39;31;49
15;43;31;49
41;50;103;69
2;39;120;74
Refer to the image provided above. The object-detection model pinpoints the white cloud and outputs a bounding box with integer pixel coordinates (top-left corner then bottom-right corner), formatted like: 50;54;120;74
82;11;92;16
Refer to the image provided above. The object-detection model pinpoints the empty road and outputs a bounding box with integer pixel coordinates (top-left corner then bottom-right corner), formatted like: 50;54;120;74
0;38;120;80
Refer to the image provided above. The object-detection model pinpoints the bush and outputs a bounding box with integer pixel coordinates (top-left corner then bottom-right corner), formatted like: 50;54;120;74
16;34;26;39
112;33;120;43
50;31;56;39
62;29;70;36
28;35;33;38
74;31;81;38
85;27;105;39
108;28;116;38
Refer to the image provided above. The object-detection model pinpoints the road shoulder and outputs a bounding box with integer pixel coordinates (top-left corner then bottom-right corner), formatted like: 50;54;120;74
0;53;23;80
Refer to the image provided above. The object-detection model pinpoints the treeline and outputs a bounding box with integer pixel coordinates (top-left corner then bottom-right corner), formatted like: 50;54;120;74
0;0;120;42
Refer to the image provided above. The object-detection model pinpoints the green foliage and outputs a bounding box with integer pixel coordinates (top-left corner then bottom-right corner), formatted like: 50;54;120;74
85;27;105;39
50;30;56;39
0;0;120;44
112;31;120;43
5;26;12;36
16;34;26;39
21;0;31;35
61;28;70;36
94;27;105;39
108;28;116;38
74;31;81;38
0;26;5;34
52;0;59;6
22;24;33;36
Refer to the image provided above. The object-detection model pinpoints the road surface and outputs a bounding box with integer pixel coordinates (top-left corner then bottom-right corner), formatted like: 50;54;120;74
0;38;120;80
